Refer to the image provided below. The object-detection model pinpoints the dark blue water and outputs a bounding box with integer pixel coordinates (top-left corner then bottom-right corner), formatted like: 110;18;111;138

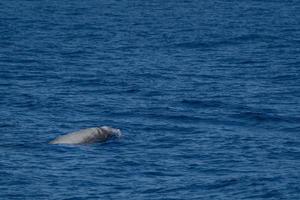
1;0;300;199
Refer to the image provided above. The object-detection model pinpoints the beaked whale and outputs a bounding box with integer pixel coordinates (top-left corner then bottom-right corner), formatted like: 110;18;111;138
49;126;121;145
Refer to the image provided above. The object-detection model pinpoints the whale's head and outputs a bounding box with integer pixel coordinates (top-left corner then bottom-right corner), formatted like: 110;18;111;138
100;126;122;138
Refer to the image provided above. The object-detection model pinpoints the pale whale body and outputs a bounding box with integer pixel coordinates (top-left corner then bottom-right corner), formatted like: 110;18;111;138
49;126;121;145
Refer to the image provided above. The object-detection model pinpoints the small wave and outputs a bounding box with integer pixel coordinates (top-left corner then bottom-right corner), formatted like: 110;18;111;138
205;178;239;190
173;33;281;49
181;99;223;108
173;40;236;49
230;111;286;123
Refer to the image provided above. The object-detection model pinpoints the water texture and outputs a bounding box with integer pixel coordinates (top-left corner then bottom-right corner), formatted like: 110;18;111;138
1;0;300;199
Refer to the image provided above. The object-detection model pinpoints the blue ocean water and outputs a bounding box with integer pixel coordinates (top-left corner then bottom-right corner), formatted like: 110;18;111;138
1;0;300;199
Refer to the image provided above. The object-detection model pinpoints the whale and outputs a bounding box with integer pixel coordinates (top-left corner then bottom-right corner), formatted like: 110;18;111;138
49;126;122;145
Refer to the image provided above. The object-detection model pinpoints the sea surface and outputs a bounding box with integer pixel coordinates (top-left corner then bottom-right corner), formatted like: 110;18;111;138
1;0;300;199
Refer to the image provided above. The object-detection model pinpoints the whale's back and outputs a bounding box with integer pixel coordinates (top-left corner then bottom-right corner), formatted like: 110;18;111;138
50;127;101;144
